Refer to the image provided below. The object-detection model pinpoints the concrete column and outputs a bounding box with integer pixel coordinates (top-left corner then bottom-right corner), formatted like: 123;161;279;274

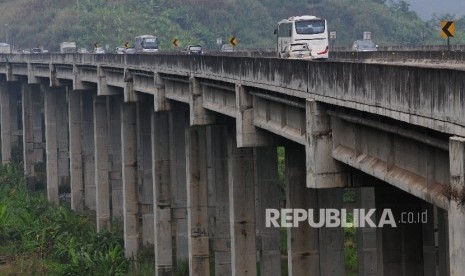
305;99;346;188
169;107;189;261
0;81;11;163
137;100;154;247
186;125;210;275
44;86;59;204
228;131;257;276
121;101;139;258
356;187;378;276
375;185;424;276
55;89;69;192
152;111;173;275
68;90;84;211
318;188;345;276
255;146;281;276
81;92;96;210
207;125;231;275
448;136;465;276
94;95;111;231
9;83;19;151
22;83;45;189
422;203;435;276
437;207;449;276
109;96;123;219
285;146;320;276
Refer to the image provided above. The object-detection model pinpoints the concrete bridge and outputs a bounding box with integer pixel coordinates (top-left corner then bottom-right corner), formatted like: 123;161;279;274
0;52;464;275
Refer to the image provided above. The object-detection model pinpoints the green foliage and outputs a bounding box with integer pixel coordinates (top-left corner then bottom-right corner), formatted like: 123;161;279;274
344;212;358;275
1;0;463;51
0;163;129;275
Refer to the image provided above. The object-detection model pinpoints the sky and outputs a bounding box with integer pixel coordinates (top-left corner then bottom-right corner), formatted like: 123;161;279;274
405;0;465;19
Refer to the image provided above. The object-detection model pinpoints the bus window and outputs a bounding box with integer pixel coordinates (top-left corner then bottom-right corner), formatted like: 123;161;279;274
295;20;325;35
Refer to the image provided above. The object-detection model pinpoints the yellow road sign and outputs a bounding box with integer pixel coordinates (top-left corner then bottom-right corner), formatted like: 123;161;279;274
172;38;179;47
229;36;237;46
441;21;455;38
124;41;130;48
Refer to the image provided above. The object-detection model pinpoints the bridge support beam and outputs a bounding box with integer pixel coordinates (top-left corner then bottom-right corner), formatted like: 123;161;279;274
0;81;11;163
306;99;346;188
22;83;45;189
170;107;189;261
121;101;139;258
375;184;425;276
152;110;173;275
137;100;154;247
68;90;84;211
44;86;68;205
356;186;379;276
94;95;111;231
154;73;170;112
109;96;123;219
186;125;210;275
206;125;232;275
448;136;465;276
227;131;257;276
286;145;320;275
255;146;281;276
81;92;96;210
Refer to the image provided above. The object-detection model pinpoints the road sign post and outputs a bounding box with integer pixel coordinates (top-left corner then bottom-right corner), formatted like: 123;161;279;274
329;31;336;51
441;20;455;51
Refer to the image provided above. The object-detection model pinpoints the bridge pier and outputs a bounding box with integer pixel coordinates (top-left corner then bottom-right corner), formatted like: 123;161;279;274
186;125;210;275
121;101;139;258
137;100;154;248
448;137;465;276
68;90;84;211
94;95;111;231
22;83;45;190
109;96;123;219
227;131;257;276
206;125;232;275
255;146;281;276
152;110;173;275
169;107;189;262
81;92;96;210
44;85;68;205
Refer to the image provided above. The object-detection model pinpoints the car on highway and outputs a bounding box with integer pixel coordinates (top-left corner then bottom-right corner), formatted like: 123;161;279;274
93;47;105;54
184;45;203;55
115;47;126;54
30;48;43;54
125;48;136;54
78;48;89;54
285;43;313;59
352;40;378;52
220;44;234;52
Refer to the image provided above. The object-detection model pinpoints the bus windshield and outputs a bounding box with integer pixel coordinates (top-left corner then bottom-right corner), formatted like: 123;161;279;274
295;20;325;35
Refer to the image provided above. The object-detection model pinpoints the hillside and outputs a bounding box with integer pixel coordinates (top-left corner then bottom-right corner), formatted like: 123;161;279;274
0;0;463;51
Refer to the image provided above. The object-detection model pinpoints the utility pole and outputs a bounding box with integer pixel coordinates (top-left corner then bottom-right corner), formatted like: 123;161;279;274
4;24;8;44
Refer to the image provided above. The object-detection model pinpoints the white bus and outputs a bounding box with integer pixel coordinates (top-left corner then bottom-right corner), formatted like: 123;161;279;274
275;15;329;59
134;35;159;53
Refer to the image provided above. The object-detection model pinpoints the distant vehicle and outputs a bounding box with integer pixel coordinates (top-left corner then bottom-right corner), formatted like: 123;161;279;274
125;48;136;54
285;43;313;59
115;47;125;54
60;42;77;53
77;48;89;54
275;15;329;59
352;40;378;52
184;45;203;55
22;49;31;54
93;47;105;54
0;43;11;54
134;35;159;53
220;44;234;52
30;48;42;54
